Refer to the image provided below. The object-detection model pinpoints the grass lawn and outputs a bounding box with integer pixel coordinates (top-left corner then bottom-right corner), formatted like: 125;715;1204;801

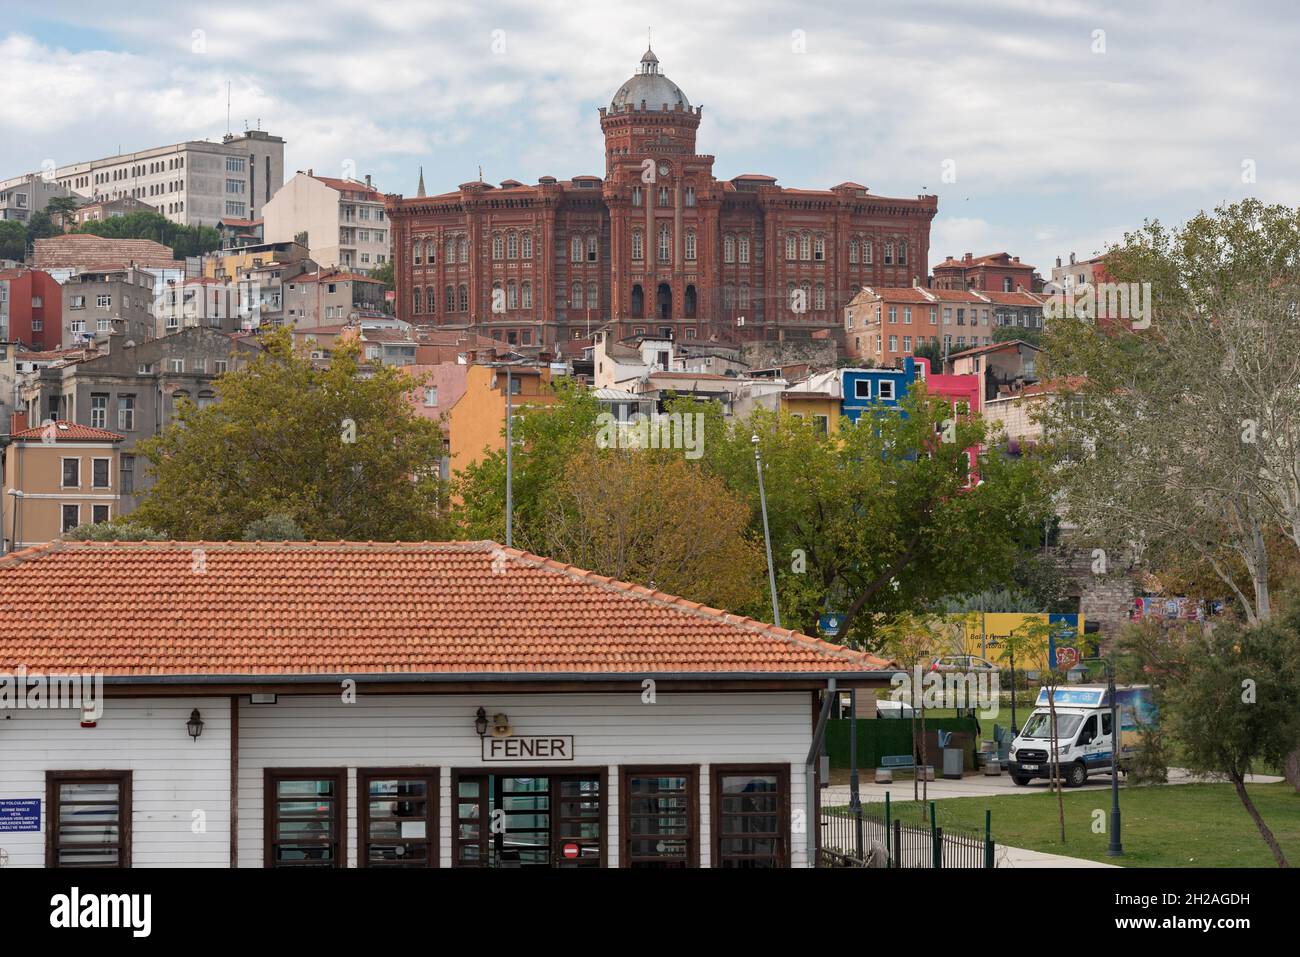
893;782;1299;867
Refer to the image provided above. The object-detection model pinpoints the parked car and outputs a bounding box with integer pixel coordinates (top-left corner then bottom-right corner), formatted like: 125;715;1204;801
874;699;916;719
929;654;998;673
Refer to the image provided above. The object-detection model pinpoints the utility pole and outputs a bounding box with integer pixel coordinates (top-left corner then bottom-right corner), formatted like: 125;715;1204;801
752;433;780;628
505;365;514;548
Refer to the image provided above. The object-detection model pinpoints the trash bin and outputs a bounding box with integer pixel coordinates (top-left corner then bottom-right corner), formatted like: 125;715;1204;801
943;748;963;779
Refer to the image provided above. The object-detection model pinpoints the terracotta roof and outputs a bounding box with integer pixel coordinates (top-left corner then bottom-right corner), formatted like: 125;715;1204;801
310;175;385;202
949;339;1041;359
32;235;179;270
10;420;124;442
0;540;887;678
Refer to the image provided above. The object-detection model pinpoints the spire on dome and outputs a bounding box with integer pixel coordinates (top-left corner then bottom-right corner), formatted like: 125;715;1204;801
416;166;426;198
641;31;659;74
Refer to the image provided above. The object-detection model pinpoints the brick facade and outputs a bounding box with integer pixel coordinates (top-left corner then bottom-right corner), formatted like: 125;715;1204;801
387;49;937;352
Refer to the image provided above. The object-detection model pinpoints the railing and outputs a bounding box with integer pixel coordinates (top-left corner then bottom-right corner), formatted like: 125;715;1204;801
819;794;994;868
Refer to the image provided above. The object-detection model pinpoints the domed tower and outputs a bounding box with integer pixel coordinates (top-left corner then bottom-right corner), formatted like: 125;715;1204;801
600;46;701;176
600;46;716;341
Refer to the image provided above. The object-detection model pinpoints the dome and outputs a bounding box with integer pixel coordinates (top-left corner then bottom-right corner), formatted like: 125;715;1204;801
610;47;691;112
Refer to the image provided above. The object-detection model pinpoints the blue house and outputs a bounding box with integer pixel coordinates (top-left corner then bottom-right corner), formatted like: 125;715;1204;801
839;359;920;423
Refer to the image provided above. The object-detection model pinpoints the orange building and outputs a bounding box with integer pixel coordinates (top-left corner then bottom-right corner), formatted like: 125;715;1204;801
446;363;559;477
3;420;124;550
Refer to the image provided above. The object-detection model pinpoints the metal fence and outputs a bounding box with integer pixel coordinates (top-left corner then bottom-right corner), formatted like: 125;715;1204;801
819;794;994;868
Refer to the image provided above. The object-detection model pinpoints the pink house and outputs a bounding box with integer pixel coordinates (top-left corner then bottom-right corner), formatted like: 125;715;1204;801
910;356;982;476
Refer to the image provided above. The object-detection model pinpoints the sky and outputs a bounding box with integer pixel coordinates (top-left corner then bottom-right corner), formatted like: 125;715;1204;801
2;0;1296;275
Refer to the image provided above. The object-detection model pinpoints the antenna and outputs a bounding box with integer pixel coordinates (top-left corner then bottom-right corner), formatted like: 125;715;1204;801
226;81;231;136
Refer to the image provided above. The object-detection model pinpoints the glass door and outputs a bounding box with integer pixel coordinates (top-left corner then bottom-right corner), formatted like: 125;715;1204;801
453;772;602;868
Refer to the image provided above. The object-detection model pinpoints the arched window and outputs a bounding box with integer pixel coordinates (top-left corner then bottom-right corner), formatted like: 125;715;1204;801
521;281;532;309
814;236;825;262
587;236;598;263
425;239;435;264
587;281;598;308
849;239;859;264
426;287;436;314
631;229;644;261
800;280;812;314
458;237;468;263
491;281;503;313
686;230;697;261
724;235;735;263
723;285;734;308
457;284;468;311
884;242;894;265
799;234;811;261
897;240;907;265
492;234;504;260
739;235;750;263
445;238;455;262
445;285;455;312
413;239;423;265
521;232;533;259
412;287;422;313
785;235;797;261
814;282;826;310
507;280;518;309
571;281;583;308
863;240;873;264
786;281;798;313
506;232;518;259
658;226;671;263
739;284;750;309
571;236;583;262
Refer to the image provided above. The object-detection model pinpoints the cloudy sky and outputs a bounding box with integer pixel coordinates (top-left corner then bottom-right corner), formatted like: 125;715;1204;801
2;0;1295;274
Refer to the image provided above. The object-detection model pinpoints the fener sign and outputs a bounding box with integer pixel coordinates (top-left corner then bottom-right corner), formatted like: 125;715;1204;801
482;735;574;762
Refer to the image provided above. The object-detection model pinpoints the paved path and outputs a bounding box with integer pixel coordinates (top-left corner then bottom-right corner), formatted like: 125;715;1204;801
996;845;1119;868
822;767;1284;807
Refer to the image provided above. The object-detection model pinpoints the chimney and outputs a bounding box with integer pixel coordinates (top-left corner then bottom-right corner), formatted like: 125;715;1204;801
1055;256;1062;268
365;174;372;189
308;168;314;177
10;410;29;434
1069;252;1077;265
964;252;973;262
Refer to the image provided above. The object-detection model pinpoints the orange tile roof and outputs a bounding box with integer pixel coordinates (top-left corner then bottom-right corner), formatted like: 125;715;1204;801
0;540;887;679
10;420;124;442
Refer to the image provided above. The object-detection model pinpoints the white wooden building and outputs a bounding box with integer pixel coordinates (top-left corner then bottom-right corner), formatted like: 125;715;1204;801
0;540;892;868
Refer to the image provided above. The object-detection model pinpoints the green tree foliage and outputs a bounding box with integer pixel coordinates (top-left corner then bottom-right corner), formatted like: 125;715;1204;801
132;327;447;540
73;210;221;258
242;513;307;541
992;325;1042;347
912;337;945;370
0;220;25;261
1164;610;1300;866
63;521;166;542
692;386;1053;649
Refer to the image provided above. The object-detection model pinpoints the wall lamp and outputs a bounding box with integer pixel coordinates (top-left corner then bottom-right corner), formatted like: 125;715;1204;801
474;707;488;737
187;709;204;741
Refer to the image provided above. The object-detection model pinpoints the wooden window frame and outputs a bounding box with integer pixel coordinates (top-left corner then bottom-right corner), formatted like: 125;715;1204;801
46;770;132;868
356;767;439;869
618;765;700;868
263;768;348;868
451;767;608;869
710;763;792;869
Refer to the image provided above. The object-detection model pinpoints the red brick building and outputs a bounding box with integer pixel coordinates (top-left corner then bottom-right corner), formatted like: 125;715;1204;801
0;267;62;350
387;47;938;350
932;251;1039;293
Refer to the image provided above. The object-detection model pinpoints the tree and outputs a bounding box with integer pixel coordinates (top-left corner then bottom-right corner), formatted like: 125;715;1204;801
1003;617;1072;842
45;196;80;229
1164;612;1300;866
540;448;765;611
73;210;221;258
879;612;961;801
369;259;395;293
0;220;25;261
694;386;1054;649
63;521;165;541
913;337;945;370
993;325;1042;347
132;327;448;540
242;513;306;541
23;210;62;242
1044;201;1300;627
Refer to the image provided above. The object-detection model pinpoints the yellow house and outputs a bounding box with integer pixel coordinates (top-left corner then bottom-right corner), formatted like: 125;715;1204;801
3;420;124;550
780;390;841;435
446;364;558;477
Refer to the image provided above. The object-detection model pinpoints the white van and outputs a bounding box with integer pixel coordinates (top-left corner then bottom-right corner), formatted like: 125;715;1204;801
1007;685;1153;788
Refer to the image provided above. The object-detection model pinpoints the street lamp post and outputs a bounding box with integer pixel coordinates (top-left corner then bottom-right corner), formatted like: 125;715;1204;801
505;365;513;548
752;433;780;629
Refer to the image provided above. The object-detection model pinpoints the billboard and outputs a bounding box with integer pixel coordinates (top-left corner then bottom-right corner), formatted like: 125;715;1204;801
955;612;1092;670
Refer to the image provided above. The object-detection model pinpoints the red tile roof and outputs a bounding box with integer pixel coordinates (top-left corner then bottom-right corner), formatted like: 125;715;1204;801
0;540;887;679
10;420;124;442
311;175;385;202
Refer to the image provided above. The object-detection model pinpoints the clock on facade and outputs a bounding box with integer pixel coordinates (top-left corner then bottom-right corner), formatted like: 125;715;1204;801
658;163;670;177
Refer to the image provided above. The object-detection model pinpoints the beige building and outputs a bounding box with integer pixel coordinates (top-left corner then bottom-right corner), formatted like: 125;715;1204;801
263;172;390;273
44;130;285;228
2;419;123;550
0;172;75;224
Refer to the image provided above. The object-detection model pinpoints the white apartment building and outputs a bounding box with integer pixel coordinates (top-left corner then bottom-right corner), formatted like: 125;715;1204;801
0;172;75;223
47;130;285;228
262;171;390;274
